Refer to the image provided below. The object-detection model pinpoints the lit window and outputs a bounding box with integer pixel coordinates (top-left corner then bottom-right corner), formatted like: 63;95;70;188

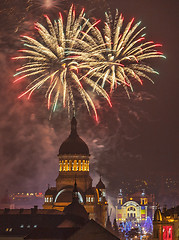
27;225;30;228
99;197;102;201
20;225;24;228
91;197;94;202
34;225;37;228
6;228;9;232
9;228;12;232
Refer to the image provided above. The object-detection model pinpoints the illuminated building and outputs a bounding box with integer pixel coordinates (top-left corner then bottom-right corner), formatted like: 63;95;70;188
153;206;179;240
0;183;118;240
43;117;108;226
6;192;44;209
116;189;155;225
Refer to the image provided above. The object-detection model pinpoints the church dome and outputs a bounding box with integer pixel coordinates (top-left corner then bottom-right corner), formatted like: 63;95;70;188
154;207;162;221
45;187;57;196
45;188;53;195
96;177;105;189
58;117;89;156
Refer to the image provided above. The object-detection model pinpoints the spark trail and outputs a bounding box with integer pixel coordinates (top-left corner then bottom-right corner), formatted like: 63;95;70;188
73;9;165;95
13;5;111;121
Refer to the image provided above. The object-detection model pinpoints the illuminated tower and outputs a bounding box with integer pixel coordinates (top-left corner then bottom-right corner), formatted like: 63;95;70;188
56;117;92;193
153;207;163;240
43;117;108;226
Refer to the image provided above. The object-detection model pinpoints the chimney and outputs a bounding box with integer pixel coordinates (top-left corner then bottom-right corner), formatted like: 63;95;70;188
31;205;38;215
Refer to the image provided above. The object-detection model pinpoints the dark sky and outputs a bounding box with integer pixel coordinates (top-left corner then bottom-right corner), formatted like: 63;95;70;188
113;0;179;175
113;1;179;165
0;0;178;206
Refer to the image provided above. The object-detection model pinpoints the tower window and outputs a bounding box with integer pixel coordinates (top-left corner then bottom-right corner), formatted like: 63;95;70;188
79;160;81;171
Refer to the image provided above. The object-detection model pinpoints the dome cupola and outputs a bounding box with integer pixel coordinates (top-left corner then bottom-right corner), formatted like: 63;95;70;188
58;117;89;156
58;117;90;172
96;176;105;189
154;206;163;221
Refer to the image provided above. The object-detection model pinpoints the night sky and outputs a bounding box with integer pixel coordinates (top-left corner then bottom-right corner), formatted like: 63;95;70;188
0;0;178;207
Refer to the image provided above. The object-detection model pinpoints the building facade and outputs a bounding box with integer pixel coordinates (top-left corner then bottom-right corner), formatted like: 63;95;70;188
43;117;108;226
153;206;179;240
116;189;155;225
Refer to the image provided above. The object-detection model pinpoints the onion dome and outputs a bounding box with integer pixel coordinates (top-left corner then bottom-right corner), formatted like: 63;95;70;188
96;176;105;189
45;188;53;195
63;182;89;222
58;117;89;156
45;186;57;196
154;207;163;221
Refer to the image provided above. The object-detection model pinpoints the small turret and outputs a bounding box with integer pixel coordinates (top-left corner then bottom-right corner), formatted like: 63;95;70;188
96;176;106;201
117;189;123;205
154;205;162;221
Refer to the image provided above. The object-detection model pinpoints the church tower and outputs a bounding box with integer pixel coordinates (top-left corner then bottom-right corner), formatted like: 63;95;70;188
56;117;92;193
43;117;108;226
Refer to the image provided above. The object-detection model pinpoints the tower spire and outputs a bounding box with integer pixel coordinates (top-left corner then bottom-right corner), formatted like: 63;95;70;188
70;116;78;137
72;178;79;201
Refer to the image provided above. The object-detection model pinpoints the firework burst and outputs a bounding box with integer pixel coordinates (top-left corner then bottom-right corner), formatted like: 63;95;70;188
13;5;111;121
74;9;166;95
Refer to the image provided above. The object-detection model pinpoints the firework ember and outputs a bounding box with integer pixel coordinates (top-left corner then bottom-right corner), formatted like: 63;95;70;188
73;9;166;94
13;5;111;121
